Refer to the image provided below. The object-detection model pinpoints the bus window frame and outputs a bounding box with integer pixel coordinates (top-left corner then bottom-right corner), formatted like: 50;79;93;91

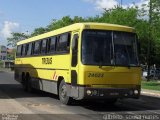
56;32;71;54
26;42;32;56
41;39;48;55
48;36;57;54
33;40;41;55
16;32;71;58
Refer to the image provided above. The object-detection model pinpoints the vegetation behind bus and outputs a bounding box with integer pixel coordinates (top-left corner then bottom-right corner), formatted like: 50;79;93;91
7;3;160;67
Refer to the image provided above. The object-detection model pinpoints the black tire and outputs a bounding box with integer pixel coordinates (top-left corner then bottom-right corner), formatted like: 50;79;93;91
59;80;72;105
26;75;33;93
22;74;27;91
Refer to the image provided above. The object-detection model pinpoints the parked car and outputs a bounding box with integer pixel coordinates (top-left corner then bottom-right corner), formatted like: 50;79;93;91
142;69;160;80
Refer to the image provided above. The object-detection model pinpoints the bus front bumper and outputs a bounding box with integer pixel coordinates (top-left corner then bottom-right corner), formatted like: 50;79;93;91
68;85;141;100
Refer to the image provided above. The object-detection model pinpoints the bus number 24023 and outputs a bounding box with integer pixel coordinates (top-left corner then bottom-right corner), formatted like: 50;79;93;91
88;73;104;78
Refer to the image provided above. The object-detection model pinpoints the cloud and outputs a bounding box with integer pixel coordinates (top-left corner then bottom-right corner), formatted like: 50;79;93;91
135;0;149;8
84;0;149;11
0;21;20;39
84;0;118;10
126;0;149;9
135;0;149;11
0;21;20;45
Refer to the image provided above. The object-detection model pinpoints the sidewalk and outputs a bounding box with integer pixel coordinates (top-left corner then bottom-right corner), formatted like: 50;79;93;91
0;68;14;73
141;89;160;98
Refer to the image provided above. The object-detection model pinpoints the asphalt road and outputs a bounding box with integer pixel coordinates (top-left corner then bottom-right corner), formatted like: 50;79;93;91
0;70;160;120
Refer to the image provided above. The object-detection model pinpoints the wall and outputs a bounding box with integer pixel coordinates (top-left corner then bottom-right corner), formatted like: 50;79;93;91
0;45;7;60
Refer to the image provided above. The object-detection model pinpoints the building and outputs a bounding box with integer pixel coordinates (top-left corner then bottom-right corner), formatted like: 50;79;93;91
7;48;15;60
0;45;7;61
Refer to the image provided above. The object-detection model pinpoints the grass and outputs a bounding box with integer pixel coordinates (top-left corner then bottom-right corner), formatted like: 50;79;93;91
0;60;3;68
141;80;160;91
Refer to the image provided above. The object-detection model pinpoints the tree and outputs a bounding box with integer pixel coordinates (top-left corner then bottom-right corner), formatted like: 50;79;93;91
98;6;150;63
7;48;16;60
47;16;73;31
146;0;160;80
7;32;29;47
31;27;47;37
101;6;139;26
73;16;85;23
22;3;160;69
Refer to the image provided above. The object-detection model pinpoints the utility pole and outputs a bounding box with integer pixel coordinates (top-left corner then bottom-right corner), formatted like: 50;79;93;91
147;0;153;81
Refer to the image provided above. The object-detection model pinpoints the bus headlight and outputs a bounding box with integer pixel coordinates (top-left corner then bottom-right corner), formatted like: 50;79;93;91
87;90;92;95
134;90;139;95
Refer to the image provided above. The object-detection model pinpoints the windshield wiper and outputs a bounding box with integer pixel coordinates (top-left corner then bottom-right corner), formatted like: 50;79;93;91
127;63;131;69
98;59;103;68
98;57;104;68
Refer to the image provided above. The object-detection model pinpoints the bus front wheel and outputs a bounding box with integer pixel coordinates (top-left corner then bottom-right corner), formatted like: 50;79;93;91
59;80;72;105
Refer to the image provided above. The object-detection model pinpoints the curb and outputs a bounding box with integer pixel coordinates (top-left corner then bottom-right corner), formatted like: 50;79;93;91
141;89;160;98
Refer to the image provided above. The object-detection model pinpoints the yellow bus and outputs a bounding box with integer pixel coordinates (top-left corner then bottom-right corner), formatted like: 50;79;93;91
15;23;141;105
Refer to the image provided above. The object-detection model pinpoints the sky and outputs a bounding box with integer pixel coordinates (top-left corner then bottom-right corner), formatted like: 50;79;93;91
0;0;148;46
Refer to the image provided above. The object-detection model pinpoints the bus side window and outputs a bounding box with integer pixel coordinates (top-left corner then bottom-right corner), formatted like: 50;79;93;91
67;33;71;50
16;45;22;57
27;43;32;56
41;39;47;54
25;44;29;56
22;44;26;56
49;37;56;53
21;45;24;56
72;34;78;51
71;34;79;67
33;41;41;55
57;33;70;53
31;42;35;55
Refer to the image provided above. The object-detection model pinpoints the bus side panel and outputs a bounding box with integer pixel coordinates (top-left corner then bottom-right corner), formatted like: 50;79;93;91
14;54;70;95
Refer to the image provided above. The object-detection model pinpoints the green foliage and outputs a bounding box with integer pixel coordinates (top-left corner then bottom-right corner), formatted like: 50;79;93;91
7;2;160;65
73;16;85;23
147;0;160;65
31;27;47;37
47;16;74;31
141;81;160;91
7;32;29;47
0;60;3;68
7;49;16;60
101;7;139;26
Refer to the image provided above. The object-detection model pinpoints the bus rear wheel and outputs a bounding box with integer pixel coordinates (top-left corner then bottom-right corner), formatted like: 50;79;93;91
59;80;72;105
26;75;33;93
22;74;27;91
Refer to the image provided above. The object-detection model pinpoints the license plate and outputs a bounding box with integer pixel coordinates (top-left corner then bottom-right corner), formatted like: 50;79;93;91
110;93;119;95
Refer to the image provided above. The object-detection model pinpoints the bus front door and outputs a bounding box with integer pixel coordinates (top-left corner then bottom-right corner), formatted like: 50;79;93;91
70;32;79;98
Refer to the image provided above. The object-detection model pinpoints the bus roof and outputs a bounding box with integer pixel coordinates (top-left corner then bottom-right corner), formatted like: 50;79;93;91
17;23;135;45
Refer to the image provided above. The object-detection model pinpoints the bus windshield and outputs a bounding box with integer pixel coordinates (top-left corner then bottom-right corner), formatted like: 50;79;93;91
82;30;139;66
